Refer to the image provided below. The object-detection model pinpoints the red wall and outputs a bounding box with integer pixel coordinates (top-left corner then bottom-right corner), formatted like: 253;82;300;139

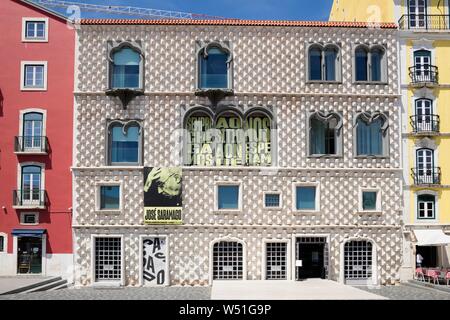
0;0;74;254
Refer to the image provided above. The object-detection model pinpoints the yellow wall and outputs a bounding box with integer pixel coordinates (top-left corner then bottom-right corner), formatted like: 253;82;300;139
407;40;450;224
329;0;395;22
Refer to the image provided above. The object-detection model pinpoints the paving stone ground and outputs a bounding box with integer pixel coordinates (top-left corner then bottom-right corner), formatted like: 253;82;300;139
1;283;450;300
0;286;211;300
358;284;450;300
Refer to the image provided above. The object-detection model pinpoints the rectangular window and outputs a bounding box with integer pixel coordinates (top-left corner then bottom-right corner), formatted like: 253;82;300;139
217;185;240;210
0;236;4;252
22;18;48;42
418;195;435;219
94;237;122;282
266;242;287;280
21;62;47;90
296;186;317;211
26;21;46;39
100;186;120;210
20;212;39;225
264;193;280;208
362;191;377;211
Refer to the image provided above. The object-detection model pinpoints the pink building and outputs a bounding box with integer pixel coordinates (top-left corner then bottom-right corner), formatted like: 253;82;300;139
0;0;74;279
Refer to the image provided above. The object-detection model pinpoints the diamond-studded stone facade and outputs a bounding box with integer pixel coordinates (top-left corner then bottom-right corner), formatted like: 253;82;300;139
73;24;402;286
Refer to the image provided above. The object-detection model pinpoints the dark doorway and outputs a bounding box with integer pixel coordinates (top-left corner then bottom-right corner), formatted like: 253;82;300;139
416;246;438;268
296;237;326;280
17;237;42;274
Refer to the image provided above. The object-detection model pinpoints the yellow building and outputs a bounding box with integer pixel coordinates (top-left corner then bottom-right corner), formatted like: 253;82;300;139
331;0;450;281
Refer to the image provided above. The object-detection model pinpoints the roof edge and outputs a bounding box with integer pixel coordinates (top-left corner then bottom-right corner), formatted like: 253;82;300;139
15;0;70;22
79;19;398;29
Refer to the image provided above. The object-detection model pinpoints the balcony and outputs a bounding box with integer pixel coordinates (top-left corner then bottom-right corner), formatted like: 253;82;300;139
411;167;441;186
14;136;48;155
410;115;440;135
13;190;47;209
399;14;450;30
409;66;438;86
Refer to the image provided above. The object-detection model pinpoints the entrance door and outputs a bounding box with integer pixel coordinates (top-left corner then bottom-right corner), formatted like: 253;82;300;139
416;246;437;268
142;236;168;286
265;242;287;280
416;148;434;184
415;99;433;132
296;237;326;280
17;237;42;274
409;0;427;28
414;50;432;82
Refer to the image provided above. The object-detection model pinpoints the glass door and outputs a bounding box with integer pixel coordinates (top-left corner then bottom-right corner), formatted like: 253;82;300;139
23;113;43;150
17;237;42;274
21;166;41;205
416;148;434;184
409;0;427;28
414;50;432;82
415;99;433;132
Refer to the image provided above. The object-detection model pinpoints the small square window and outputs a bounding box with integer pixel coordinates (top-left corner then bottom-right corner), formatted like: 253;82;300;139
218;185;239;210
264;193;280;208
296;186;316;211
100;186;120;210
362;191;377;211
20;212;39;225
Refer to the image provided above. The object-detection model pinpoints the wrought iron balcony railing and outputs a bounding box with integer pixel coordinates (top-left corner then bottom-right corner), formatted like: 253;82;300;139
14;136;48;153
399;14;450;30
411;167;441;185
409;65;438;85
13;190;47;208
410;115;440;134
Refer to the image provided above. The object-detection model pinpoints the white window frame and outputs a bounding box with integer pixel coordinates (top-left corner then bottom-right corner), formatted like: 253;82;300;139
20;212;39;225
263;191;282;210
20;61;48;91
214;181;242;213
22;17;49;42
95;182;123;214
358;187;382;213
292;182;321;214
15;162;45;209
0;232;7;254
415;190;438;222
91;234;125;287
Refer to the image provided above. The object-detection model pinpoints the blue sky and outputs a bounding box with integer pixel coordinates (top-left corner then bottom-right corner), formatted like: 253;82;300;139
38;0;334;21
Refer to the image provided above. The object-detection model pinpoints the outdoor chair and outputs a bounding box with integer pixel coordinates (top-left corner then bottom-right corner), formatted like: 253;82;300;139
426;269;440;285
415;267;425;281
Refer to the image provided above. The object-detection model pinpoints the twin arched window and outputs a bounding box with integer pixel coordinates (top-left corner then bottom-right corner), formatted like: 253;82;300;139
355;113;388;156
308;44;340;81
355;45;386;82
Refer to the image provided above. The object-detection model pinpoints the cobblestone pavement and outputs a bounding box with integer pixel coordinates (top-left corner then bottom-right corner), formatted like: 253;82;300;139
0;286;211;300
2;283;450;300
358;284;450;300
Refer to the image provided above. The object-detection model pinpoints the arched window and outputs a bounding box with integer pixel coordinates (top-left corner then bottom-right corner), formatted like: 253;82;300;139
111;47;141;89
355;45;386;82
309;112;342;156
108;121;142;165
23;112;43;149
308;44;339;81
213;241;244;280
198;45;230;89
416;148;435;184
417;194;435;219
414;98;436;133
355;113;388;156
344;240;374;285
